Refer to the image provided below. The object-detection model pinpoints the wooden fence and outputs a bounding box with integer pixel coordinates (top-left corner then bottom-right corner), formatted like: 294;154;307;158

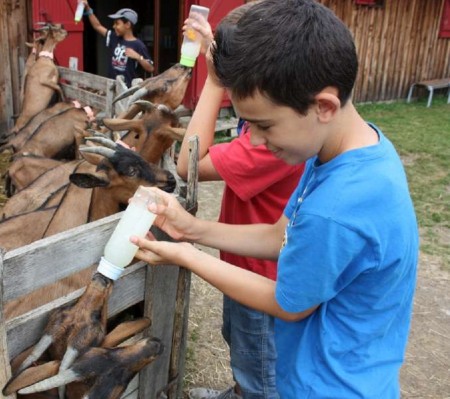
0;146;198;399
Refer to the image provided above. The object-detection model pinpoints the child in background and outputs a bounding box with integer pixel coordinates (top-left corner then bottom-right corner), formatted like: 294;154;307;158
80;2;154;87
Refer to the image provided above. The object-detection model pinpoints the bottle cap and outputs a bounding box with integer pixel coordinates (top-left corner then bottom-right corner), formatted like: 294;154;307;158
97;257;124;280
179;54;196;68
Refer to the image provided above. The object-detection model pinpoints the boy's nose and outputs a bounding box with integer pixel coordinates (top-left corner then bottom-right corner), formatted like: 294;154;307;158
249;130;266;147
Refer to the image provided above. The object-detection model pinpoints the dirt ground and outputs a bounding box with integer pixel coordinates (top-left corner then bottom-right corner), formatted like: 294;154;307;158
183;180;450;398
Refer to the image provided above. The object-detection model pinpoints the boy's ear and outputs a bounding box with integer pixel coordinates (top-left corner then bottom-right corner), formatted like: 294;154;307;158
314;88;340;123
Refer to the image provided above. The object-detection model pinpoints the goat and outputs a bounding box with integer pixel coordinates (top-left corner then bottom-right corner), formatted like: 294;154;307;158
113;63;192;119
12;337;163;399
1;140;176;318
15;106;95;160
20;32;48;108
3;154;66;198
103;101;186;164
0;102;73;148
13;24;68;134
3;273;156;399
3;101;178;196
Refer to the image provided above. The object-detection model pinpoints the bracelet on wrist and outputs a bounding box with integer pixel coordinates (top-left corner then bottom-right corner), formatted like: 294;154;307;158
84;8;94;16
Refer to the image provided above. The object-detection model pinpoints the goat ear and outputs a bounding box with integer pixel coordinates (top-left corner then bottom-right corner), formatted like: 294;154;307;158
70;173;109;188
103;118;143;132
79;150;103;165
167;127;186;141
102;318;151;348
2;360;60;396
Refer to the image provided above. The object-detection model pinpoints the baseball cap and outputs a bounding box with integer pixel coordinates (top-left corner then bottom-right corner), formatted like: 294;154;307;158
108;8;138;25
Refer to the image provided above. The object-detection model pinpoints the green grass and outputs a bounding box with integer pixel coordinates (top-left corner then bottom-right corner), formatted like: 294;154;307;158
357;95;450;269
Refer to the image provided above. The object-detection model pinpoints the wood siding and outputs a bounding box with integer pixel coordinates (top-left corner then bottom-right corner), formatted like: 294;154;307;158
320;0;450;102
0;0;29;136
1;0;449;134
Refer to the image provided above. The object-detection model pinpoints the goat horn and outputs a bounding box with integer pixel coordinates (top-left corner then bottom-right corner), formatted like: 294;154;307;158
129;87;150;104
18;369;80;394
112;85;141;104
85;136;118;150
79;145;116;159
133;100;157;111
16;334;53;374
156;104;171;113
58;346;79;399
60;346;79;371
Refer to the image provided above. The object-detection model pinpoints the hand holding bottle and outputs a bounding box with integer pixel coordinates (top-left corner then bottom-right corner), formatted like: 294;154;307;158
182;12;214;55
179;5;210;67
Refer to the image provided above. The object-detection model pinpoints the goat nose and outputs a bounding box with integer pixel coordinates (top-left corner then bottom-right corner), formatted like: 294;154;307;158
163;172;176;193
148;337;164;356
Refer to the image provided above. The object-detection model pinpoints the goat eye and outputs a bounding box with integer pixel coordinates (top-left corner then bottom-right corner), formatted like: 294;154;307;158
127;166;139;177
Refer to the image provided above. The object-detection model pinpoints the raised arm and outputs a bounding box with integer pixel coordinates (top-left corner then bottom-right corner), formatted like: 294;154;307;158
177;76;225;181
81;1;108;37
177;15;221;181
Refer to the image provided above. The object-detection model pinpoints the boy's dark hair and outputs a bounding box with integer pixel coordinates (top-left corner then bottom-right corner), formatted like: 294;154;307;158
116;18;134;29
212;0;358;114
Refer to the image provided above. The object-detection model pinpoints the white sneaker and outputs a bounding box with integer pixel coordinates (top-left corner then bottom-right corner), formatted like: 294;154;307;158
188;387;242;399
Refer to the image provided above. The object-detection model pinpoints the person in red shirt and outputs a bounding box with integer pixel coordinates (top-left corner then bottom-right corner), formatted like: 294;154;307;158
176;5;304;399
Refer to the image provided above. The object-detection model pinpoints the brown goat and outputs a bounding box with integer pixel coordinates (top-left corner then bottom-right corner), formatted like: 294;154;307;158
20;33;48;107
3;154;66;198
3;273;155;399
13;24;68;134
14;107;95;160
14;337;163;399
114;63;192;119
1;142;176;318
0;102;74;148
104;101;186;164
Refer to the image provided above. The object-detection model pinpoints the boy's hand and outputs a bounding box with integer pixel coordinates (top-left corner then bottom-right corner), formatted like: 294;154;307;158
138;188;198;242
131;237;196;267
125;48;140;60
183;13;213;55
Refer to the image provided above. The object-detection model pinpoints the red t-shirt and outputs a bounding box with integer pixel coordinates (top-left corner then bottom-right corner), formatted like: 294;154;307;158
209;128;304;280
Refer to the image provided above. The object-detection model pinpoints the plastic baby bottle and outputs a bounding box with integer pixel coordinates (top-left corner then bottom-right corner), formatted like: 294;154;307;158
97;186;159;280
179;5;210;67
74;2;85;23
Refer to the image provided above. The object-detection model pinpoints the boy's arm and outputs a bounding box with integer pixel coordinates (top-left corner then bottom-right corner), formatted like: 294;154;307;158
177;76;224;181
124;48;155;74
82;1;108;37
132;231;318;322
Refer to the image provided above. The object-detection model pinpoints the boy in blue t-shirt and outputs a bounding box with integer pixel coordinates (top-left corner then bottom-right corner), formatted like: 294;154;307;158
131;1;419;398
80;3;154;87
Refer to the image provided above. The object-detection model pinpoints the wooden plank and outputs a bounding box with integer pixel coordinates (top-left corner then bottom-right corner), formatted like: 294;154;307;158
2;212;121;303
0;250;15;399
0;0;14;136
58;67;112;92
60;83;107;111
138;263;180;398
6;262;146;359
120;374;139;399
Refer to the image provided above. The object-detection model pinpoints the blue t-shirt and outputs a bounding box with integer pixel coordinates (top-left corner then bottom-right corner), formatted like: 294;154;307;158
106;30;152;87
275;125;419;398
